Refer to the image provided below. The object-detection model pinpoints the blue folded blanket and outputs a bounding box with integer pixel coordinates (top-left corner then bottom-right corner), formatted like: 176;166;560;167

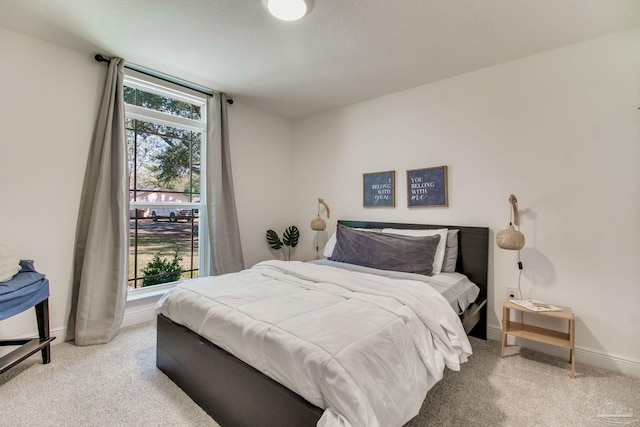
0;260;50;321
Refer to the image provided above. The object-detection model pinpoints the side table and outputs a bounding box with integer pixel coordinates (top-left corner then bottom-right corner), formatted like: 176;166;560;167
500;300;575;378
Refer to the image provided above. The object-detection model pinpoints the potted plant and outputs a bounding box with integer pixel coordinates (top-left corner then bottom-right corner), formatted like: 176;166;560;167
266;226;299;260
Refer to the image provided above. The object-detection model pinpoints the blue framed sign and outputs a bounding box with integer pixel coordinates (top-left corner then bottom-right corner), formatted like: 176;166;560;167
363;170;395;207
407;166;448;207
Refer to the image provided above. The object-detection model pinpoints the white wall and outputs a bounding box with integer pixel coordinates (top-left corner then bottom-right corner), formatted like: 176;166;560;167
0;27;103;340
0;27;293;340
228;103;294;267
291;29;640;375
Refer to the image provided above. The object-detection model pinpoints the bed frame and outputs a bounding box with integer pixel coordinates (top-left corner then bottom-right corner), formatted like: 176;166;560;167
157;221;489;427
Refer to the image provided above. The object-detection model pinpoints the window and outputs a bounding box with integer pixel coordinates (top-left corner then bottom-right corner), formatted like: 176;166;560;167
124;71;208;291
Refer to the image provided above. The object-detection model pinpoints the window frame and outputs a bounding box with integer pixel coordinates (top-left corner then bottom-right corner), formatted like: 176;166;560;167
124;69;210;297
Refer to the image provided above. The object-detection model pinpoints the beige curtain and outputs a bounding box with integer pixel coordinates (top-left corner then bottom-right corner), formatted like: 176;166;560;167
67;57;128;345
206;93;244;274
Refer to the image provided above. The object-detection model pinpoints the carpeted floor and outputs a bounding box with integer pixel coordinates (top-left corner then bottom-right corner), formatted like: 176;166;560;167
405;339;640;427
1;321;638;426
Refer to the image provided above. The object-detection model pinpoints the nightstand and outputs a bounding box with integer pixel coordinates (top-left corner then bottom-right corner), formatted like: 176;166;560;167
500;300;575;378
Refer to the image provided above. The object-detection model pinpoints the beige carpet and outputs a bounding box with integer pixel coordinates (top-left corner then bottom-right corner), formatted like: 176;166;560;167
1;321;638;427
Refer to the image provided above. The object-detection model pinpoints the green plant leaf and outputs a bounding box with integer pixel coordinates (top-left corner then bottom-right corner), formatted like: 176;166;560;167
141;250;183;287
282;226;299;248
266;229;283;250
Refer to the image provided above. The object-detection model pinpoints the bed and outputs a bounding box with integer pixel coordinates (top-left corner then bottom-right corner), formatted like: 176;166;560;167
156;220;489;427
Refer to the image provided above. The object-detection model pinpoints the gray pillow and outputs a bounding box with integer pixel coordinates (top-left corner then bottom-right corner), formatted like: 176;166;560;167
442;229;459;273
329;224;441;276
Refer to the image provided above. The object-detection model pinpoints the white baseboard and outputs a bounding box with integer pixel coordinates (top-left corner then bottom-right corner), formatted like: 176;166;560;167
487;324;640;378
47;299;158;347
49;326;67;346
120;304;157;328
120;291;165;328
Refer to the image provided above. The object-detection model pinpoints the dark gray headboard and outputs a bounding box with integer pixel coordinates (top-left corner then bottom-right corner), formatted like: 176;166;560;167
337;220;489;300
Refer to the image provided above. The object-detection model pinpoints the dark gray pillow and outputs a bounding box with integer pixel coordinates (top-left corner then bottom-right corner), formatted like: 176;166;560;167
442;229;459;273
329;224;441;276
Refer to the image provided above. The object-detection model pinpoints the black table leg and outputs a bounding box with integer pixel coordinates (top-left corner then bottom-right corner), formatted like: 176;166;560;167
35;299;52;364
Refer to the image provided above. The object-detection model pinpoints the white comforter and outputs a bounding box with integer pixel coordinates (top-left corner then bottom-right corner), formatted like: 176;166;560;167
156;260;473;427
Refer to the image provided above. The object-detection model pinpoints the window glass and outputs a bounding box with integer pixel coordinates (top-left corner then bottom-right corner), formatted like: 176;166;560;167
124;86;201;120
125;78;206;291
129;209;199;289
127;119;201;201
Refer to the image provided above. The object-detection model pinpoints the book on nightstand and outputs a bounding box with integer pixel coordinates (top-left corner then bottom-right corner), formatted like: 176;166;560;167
509;299;562;312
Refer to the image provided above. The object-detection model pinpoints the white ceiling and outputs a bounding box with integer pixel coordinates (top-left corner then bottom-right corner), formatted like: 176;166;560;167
1;0;639;119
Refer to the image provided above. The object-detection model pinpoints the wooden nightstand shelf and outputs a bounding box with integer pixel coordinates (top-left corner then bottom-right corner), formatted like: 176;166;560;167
500;300;575;378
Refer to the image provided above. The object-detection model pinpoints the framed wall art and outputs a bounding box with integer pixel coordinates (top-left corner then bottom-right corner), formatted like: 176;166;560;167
407;165;448;207
363;170;395;207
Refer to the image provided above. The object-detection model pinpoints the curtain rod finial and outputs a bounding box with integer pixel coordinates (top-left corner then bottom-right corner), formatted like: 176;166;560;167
94;54;110;63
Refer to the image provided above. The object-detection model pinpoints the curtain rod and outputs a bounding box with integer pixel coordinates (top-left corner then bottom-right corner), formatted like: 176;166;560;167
94;54;233;104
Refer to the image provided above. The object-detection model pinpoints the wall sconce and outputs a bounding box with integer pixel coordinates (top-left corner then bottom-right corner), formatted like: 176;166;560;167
496;194;525;250
310;198;330;258
496;194;525;299
310;198;330;231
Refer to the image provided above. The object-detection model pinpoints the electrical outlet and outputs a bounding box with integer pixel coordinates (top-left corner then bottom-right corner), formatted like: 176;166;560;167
507;287;518;299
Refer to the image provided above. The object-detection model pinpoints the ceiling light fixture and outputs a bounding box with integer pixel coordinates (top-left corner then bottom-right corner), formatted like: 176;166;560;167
264;0;314;21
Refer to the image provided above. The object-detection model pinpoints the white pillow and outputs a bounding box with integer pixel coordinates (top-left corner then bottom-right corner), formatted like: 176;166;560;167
323;232;338;258
323;228;379;258
0;241;21;282
381;228;448;275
